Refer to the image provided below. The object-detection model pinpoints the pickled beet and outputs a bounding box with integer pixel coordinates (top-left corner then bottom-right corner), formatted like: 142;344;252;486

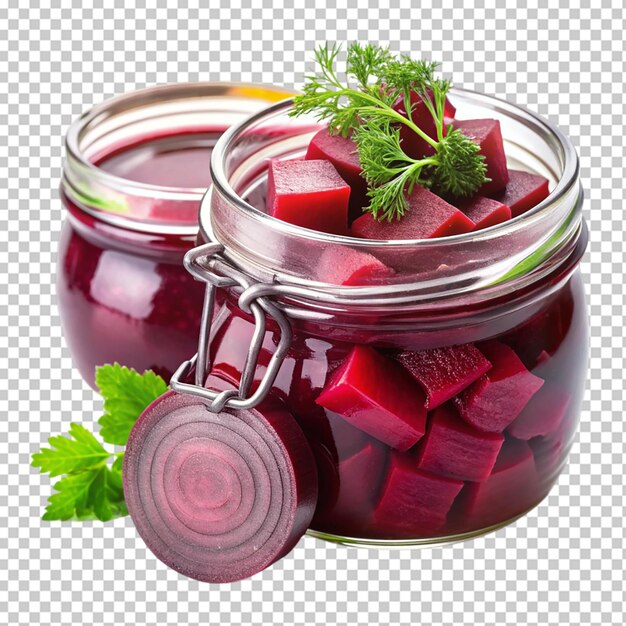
266;159;350;234
317;246;395;285
372;452;463;537
351;185;475;240
316;345;427;451
393;90;456;159
454;119;509;195
507;384;571;440
305;128;368;220
489;169;550;217
456;438;540;529
323;441;387;533
394;343;492;409
416;404;504;482
456;195;512;230
454;341;544;432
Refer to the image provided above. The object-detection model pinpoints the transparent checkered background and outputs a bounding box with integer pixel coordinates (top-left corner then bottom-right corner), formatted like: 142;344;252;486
0;2;623;625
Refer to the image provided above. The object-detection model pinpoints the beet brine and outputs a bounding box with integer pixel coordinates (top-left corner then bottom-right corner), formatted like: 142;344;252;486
58;83;295;387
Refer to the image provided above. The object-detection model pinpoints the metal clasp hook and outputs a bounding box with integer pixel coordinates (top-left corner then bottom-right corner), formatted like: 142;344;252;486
170;243;293;413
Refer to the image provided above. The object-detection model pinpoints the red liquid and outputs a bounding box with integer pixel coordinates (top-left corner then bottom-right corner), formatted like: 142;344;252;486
96;132;217;188
58;132;221;387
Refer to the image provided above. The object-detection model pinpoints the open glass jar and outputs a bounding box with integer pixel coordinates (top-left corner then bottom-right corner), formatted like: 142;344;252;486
184;89;587;546
58;83;294;387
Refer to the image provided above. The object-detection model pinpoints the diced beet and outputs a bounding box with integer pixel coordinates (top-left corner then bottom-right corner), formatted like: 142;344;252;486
266;159;350;235
308;441;340;512
456;195;512;230
316;345;427;451
317;246;395;286
372;452;463;537
456;438;540;529
416;404;504;482
306;128;368;220
454;341;544;432
454;119;509;195
489;169;550;217
351;185;475;241
335;441;387;516
507;385;572;440
394;343;492;409
123;379;318;583
393;90;456;159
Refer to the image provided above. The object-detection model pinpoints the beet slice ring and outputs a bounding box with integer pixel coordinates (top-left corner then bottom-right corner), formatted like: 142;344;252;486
123;377;318;583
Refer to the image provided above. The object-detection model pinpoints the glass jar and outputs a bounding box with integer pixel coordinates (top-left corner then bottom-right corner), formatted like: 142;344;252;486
192;88;587;546
58;83;294;387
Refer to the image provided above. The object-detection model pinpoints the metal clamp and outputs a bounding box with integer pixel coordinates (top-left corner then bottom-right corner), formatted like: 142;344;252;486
170;242;293;413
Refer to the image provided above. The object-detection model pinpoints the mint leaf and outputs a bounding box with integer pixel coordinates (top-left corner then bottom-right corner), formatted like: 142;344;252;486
96;363;167;446
31;423;110;477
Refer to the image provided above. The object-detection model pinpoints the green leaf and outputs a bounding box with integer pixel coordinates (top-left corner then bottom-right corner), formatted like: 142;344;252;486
96;363;167;446
31;423;110;477
42;465;128;522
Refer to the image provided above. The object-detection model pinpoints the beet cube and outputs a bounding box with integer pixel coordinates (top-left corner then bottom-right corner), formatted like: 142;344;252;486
454;341;544;432
306;128;368;220
335;441;387;515
266;159;350;234
316;345;427;451
317;246;395;286
457;438;540;529
416;404;504;481
507;384;571;440
372;452;463;537
488;169;550;217
393;90;456;159
454;119;509;195
394;343;492;409
456;195;512;230
351;185;475;241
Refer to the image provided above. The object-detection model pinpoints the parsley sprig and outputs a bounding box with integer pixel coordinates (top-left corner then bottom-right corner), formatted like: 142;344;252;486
290;43;489;221
31;364;167;522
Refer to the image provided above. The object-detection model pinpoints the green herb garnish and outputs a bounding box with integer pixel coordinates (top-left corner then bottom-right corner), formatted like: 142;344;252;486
290;43;489;221
31;364;167;522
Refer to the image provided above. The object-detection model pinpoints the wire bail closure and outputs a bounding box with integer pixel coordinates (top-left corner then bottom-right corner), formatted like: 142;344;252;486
170;242;293;413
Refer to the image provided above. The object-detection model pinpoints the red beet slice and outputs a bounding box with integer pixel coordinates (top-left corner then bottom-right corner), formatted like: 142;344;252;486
351;185;475;241
454;118;509;195
317;246;396;286
456;195;512;230
123;380;318;584
315;345;427;451
454;341;544;432
507;384;571;440
372;452;463;537
305;128;368;220
456;438;540;529
416;404;504;482
266;159;350;235
393;90;456;159
489;169;550;217
394;343;492;409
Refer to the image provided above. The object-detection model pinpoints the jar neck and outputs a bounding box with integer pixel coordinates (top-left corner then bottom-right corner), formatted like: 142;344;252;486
203;90;583;313
61;82;296;237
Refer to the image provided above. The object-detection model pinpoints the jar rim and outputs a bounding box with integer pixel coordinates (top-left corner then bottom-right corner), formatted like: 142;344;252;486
208;87;579;248
63;82;296;235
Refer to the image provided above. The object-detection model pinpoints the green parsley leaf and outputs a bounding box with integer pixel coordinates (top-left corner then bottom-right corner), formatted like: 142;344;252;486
32;364;167;522
96;363;167;446
31;423;110;477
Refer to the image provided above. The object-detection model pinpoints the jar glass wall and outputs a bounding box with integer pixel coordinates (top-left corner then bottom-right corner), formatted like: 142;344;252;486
200;91;588;545
58;83;294;387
